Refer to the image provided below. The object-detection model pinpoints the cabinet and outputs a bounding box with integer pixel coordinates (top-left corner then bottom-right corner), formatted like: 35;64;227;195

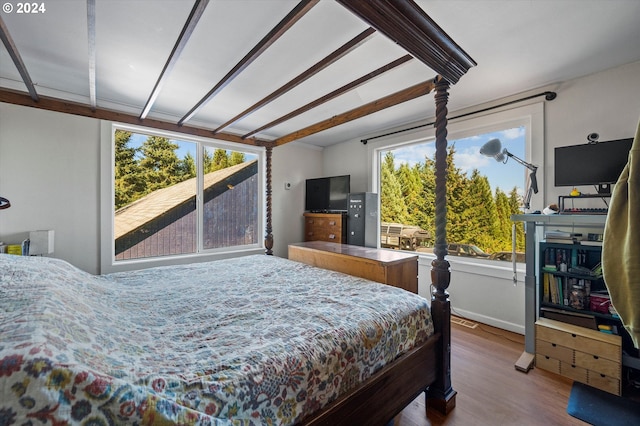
288;241;418;293
539;242;610;319
536;241;624;394
303;212;347;243
536;318;621;395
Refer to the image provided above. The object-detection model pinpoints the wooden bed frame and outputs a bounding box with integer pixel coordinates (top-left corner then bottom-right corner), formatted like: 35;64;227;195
273;3;474;423
0;1;475;424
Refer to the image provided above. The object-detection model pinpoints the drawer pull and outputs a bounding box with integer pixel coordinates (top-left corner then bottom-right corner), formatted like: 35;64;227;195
329;221;336;225
593;355;599;360
571;333;577;338
600;373;606;378
545;356;550;359
329;234;335;239
551;343;557;347
571;364;576;368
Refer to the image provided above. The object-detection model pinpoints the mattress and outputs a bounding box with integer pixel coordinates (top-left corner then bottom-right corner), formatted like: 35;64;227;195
0;253;433;425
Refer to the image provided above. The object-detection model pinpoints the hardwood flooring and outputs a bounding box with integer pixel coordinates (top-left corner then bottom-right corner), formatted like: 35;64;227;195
394;319;588;426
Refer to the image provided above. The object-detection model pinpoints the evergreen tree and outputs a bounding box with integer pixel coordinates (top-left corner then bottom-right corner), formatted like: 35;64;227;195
178;152;196;180
465;170;499;252
138;136;181;194
380;151;409;223
494;188;513;250
397;163;425;227
114;130;144;209
211;148;229;171
444;145;471;245
203;148;214;173
509;187;526;250
229;151;246;166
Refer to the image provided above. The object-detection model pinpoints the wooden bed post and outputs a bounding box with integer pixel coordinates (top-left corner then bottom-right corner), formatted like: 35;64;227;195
428;76;457;414
264;145;274;255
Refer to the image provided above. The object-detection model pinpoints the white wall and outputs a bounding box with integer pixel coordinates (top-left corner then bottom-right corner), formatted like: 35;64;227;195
0;104;101;273
320;60;640;333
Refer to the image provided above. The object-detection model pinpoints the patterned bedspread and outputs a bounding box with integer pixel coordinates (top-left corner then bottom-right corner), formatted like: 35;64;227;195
0;254;434;425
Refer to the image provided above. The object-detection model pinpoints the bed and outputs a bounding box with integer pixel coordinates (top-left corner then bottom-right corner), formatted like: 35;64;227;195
0;1;475;424
2;253;437;425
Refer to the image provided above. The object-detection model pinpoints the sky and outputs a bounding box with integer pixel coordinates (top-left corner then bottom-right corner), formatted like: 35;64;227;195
387;126;528;195
128;132;257;162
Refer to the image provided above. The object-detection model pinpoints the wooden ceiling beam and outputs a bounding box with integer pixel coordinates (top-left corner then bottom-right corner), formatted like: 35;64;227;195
140;0;210;120
242;54;413;139
273;78;436;146
178;0;319;126
0;88;272;147
0;15;39;101
212;27;376;134
337;0;476;84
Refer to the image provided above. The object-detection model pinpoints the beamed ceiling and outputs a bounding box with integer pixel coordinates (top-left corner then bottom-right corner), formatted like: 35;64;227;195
1;0;640;148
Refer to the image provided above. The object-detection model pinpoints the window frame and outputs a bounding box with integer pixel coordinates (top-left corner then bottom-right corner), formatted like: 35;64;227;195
100;122;265;274
366;102;544;266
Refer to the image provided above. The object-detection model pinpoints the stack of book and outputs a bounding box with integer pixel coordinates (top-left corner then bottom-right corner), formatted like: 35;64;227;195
544;230;584;244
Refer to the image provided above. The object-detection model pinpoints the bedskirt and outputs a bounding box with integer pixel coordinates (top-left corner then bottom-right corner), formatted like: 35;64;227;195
0;254;433;425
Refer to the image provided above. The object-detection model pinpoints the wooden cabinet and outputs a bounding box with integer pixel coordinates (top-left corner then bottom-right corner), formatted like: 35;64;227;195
535;318;621;395
288;241;418;293
303;212;346;243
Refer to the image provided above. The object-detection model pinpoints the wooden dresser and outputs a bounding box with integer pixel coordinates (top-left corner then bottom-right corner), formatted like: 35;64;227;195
288;241;418;293
535;318;622;395
303;212;347;243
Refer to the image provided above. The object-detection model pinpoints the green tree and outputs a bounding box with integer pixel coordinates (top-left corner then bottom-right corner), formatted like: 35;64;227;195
178;152;196;180
380;151;409;223
138;136;181;194
229;151;246;166
114;130;144;209
211;148;229;171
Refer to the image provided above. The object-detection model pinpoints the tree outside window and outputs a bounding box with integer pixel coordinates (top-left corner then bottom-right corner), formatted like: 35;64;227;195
379;127;527;260
113;129;259;261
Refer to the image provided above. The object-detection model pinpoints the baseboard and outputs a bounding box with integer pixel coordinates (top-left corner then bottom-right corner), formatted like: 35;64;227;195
450;307;525;335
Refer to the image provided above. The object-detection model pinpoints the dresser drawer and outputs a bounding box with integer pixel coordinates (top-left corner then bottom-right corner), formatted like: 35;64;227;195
535;354;560;373
560;361;588;382
587;372;621;395
536;319;621;361
536;339;573;363
575;350;620;378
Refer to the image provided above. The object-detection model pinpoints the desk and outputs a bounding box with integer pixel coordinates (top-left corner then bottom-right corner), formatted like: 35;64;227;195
288;241;418;293
511;214;607;372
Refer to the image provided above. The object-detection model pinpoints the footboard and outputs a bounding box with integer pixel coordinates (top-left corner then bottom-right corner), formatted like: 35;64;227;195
302;333;439;425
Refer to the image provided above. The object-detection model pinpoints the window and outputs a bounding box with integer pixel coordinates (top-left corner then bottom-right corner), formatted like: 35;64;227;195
372;103;544;263
101;123;263;272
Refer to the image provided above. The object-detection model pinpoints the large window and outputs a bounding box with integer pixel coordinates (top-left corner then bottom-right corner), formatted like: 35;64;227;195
101;123;263;271
373;103;544;263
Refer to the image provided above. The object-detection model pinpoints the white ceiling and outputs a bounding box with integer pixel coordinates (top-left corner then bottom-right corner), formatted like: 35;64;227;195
1;0;639;147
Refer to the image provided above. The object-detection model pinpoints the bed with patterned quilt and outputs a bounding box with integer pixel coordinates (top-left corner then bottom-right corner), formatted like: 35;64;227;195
0;253;440;425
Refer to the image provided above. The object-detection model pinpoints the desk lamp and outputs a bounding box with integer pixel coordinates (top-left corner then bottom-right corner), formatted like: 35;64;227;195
480;138;538;211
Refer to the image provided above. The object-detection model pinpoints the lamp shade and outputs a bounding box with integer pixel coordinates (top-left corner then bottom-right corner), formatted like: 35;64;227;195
0;197;10;209
29;230;54;255
480;138;507;162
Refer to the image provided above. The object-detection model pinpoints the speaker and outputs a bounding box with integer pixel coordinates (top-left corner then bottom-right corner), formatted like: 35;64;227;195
347;192;378;247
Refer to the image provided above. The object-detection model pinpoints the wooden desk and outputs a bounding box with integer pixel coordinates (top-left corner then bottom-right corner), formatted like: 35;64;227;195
288;241;418;293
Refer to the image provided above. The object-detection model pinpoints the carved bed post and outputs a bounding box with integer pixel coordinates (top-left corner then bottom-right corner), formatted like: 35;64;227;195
264;145;274;255
428;76;456;414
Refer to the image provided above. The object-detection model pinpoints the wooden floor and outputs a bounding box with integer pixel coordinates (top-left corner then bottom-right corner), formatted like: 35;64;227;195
394;319;588;426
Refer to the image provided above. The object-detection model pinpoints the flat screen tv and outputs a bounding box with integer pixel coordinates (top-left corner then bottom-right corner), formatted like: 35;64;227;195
555;138;632;195
305;175;350;212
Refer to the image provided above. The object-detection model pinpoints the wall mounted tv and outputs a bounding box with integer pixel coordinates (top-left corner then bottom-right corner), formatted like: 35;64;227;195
555;138;633;195
305;175;350;212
